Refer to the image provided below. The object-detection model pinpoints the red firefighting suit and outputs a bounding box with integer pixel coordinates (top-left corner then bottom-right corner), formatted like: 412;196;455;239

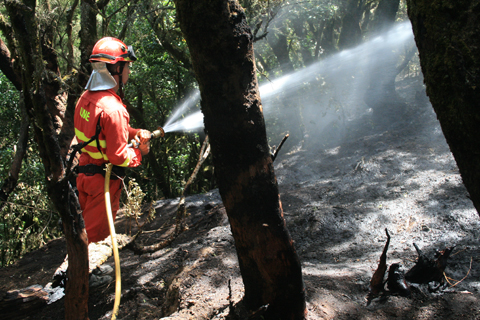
74;89;142;243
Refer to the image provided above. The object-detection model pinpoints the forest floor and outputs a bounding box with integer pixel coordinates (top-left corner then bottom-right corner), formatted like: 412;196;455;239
1;76;480;319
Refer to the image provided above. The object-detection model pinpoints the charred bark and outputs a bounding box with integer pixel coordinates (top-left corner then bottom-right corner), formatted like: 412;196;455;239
387;263;411;297
405;243;455;285
48;181;89;320
173;1;306;319
407;0;480;215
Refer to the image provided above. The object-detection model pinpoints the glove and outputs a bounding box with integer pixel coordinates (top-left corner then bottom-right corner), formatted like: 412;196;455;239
135;130;151;143
138;140;150;156
135;130;151;156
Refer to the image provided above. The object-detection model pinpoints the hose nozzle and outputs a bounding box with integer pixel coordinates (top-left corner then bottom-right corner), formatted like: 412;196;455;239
128;127;165;148
151;127;165;139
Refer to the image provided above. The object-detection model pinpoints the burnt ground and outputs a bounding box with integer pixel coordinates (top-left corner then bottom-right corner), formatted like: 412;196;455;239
1;76;480;319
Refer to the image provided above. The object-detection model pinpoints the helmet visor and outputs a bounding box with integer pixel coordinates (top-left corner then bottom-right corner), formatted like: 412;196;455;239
121;46;137;62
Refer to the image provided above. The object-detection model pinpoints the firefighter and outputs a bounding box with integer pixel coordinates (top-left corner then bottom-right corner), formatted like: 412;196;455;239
74;37;151;244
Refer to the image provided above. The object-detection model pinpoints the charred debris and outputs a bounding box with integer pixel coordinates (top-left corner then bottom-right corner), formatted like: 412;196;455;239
367;228;456;305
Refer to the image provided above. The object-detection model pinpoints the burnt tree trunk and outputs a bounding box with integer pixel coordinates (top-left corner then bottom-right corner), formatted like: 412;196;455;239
173;1;306;319
407;1;480;215
3;1;92;318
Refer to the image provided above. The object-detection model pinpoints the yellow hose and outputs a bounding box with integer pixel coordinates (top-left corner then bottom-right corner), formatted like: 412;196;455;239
104;163;121;319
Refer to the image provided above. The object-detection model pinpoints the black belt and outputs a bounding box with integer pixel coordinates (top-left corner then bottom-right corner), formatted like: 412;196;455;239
77;164;126;180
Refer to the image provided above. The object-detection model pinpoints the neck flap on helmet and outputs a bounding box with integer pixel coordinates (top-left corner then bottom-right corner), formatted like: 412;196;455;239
85;62;117;91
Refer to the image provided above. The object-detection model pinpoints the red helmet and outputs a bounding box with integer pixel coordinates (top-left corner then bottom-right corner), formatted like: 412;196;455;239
89;37;137;64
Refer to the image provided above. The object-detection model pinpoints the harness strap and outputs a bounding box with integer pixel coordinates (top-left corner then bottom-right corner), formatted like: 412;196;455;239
66;112;104;178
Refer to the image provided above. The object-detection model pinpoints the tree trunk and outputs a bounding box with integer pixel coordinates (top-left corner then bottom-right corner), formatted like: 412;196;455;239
407;0;480;215
4;1;91;318
291;15;313;67
48;181;90;320
364;0;404;122
319;17;337;57
0;38;22;90
125;90;174;198
338;0;365;51
173;1;306;319
266;11;295;74
371;0;401;34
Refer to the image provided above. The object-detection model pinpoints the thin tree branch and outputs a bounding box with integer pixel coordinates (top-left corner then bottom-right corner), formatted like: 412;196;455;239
271;133;289;162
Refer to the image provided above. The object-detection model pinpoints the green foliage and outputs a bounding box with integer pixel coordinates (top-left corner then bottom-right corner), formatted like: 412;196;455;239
0;73;20;151
0;182;62;267
0;71;60;267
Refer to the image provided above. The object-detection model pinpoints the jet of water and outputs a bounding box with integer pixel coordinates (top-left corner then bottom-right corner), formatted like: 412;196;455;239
162;90;202;133
163;110;204;133
160;21;415;136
